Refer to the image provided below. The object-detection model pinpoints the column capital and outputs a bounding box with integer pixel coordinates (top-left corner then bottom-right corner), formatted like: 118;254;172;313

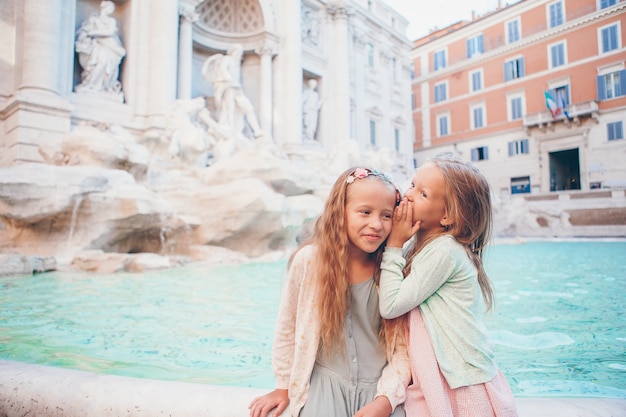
179;3;199;22
327;5;353;20
254;43;278;57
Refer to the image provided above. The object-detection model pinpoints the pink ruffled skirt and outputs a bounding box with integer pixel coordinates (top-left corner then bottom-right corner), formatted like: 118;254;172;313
405;308;519;417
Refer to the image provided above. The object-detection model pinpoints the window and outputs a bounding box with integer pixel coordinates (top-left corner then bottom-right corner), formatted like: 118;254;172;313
369;119;376;145
511;176;531;194
471;104;485;129
434;50;446;71
394;128;401;151
470;70;483;92
548;1;564;28
599;23;620;54
504;57;525;81
600;0;617;9
607;121;624;141
597;70;626;100
510;96;523;120
436;114;449;137
392;57;397;80
506;19;520;43
466;34;484;58
367;43;375;67
434;82;447;102
508;139;529;156
471;146;489;161
550;42;566;68
554;85;570;107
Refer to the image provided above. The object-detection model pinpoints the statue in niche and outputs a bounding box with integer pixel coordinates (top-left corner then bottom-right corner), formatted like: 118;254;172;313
302;79;322;141
75;0;126;97
202;44;263;140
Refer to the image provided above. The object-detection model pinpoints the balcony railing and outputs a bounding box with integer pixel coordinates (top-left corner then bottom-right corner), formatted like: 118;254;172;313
523;100;599;132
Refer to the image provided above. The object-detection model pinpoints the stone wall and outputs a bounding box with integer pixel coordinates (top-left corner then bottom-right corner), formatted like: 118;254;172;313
493;189;626;238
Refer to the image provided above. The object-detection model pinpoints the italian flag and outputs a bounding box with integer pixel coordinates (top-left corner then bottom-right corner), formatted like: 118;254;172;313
544;91;561;119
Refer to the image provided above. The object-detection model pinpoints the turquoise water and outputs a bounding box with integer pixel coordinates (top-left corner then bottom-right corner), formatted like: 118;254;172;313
0;241;625;398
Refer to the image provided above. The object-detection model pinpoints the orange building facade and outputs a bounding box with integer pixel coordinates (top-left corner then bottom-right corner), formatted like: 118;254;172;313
410;0;625;196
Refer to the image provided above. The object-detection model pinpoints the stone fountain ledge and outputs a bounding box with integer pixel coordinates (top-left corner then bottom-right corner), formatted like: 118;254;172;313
0;360;625;417
0;245;287;276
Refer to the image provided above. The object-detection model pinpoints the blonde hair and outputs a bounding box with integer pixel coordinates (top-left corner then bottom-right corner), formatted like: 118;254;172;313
290;167;404;356
405;156;495;310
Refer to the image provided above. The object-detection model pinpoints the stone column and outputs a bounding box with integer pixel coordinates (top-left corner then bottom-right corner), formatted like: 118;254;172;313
3;0;72;165
274;0;302;149
328;5;351;142
126;0;178;125
254;43;276;135
177;3;198;100
147;0;179;117
20;0;64;94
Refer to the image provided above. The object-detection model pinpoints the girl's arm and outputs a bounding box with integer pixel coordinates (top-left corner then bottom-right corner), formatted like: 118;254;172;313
272;251;307;388
369;326;411;415
379;239;455;319
249;249;308;417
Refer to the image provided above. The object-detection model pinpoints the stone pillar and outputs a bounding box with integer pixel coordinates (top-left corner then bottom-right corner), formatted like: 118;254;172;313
126;0;178;126
1;0;72;165
177;3;198;100
328;5;351;143
19;0;63;94
275;0;302;149
254;43;276;135
147;0;179;117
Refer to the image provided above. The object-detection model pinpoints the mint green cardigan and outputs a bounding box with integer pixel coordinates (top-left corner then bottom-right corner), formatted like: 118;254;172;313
379;235;498;389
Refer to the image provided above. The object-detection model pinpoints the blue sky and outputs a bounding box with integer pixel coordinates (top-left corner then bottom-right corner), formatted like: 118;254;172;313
383;0;520;40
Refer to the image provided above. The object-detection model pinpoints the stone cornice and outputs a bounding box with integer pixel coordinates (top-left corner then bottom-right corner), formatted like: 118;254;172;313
413;3;626;84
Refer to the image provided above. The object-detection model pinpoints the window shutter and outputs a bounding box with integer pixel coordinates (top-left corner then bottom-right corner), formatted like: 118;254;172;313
520;58;526;77
521;139;529;154
597;75;606;101
548;88;557;102
478;34;484;54
602;28;610;52
471;148;478;161
508;141;515;156
484;147;489;160
619;70;626;97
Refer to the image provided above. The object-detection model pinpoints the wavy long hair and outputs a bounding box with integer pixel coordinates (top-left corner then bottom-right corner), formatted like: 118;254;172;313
289;167;405;357
404;156;495;310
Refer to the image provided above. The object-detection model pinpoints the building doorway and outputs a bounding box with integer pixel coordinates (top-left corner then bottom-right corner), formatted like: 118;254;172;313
549;148;580;191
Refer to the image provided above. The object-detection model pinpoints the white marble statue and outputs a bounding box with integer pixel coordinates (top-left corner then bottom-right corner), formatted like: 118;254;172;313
302;79;322;141
166;98;215;167
201;44;263;140
75;1;126;97
302;8;321;46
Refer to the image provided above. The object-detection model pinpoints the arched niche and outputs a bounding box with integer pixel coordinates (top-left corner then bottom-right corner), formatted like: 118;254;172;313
190;0;278;109
192;0;277;53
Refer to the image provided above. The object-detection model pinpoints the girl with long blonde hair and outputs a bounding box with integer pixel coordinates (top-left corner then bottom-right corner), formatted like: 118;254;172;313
379;156;518;417
249;167;410;417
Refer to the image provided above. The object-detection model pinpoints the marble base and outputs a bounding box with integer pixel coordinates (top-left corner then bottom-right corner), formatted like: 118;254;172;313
0;360;624;417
